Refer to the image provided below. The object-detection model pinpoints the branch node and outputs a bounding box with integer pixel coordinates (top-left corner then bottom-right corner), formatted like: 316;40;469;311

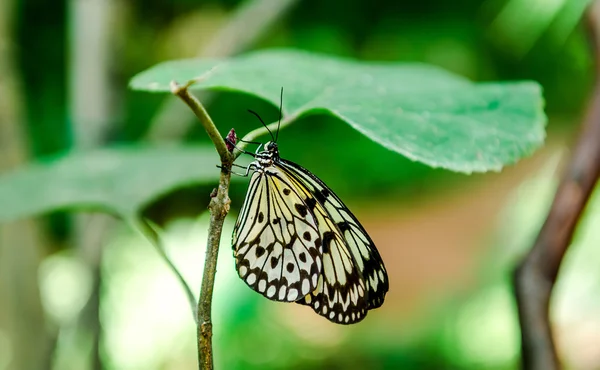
172;84;231;162
222;197;231;215
170;80;183;95
201;321;213;337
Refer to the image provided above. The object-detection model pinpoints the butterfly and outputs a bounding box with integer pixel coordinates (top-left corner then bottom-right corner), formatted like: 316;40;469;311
231;90;388;324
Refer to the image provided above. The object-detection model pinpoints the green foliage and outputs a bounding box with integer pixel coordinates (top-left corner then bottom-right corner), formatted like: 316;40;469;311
0;48;547;223
5;1;597;369
0;146;220;222
412;158;600;370
131;48;547;173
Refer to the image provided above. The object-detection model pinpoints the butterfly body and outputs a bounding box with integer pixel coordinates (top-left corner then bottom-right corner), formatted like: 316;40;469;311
233;141;388;324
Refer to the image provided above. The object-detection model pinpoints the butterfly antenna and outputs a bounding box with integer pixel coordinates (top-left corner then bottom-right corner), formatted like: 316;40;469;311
276;87;283;142
247;109;275;142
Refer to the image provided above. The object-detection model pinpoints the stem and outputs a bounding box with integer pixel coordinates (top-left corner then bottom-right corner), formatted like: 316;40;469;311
171;77;299;368
197;169;231;370
513;2;600;369
170;81;232;163
171;81;234;369
132;217;198;321
77;214;114;370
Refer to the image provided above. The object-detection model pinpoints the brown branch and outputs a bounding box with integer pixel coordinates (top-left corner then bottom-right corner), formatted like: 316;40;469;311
513;2;600;369
197;168;231;370
171;81;231;163
171;82;233;369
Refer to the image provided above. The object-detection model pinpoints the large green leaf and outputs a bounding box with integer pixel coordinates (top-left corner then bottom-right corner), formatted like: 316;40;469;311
0;146;220;222
130;48;546;173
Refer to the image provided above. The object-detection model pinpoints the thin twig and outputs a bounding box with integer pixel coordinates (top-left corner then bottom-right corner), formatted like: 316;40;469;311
171;82;234;369
169;62;299;370
170;81;231;163
197;169;231;370
513;2;600;369
78;214;115;370
169;81;299;368
131;217;198;321
164;81;299;369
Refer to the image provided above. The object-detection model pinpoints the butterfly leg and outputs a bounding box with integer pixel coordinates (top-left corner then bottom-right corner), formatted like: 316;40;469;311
216;163;256;177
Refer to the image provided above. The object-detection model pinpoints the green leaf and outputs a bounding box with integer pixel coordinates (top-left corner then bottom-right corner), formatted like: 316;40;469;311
0;146;220;222
130;48;546;173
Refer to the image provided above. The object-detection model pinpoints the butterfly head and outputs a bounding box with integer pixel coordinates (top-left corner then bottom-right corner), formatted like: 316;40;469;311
264;141;278;153
255;141;280;167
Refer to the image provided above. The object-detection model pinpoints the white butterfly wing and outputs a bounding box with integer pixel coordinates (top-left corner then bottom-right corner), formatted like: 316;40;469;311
277;159;389;321
232;166;323;302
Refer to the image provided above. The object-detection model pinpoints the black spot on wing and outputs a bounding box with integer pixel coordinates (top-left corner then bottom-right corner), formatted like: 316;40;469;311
337;221;350;232
310;239;322;259
296;278;369;325
305;197;317;211
315;188;330;204
233;164;327;305
299;252;307;263
274;158;389;321
321;231;335;254
315;238;322;250
294;203;308;217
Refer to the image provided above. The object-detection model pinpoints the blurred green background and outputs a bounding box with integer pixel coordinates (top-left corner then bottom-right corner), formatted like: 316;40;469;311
1;0;598;369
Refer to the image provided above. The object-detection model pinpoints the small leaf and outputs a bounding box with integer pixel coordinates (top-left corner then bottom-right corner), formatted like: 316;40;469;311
130;48;546;173
0;146;221;222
